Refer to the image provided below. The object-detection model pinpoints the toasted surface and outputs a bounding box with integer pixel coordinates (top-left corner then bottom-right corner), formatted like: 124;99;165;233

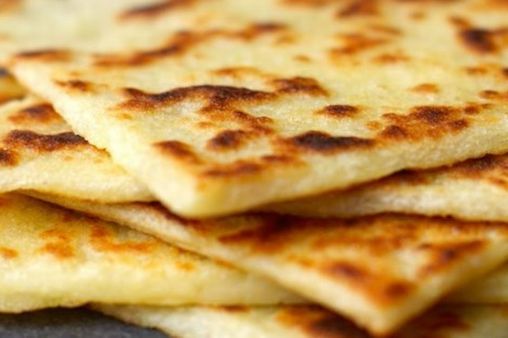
95;304;508;338
267;153;508;222
36;194;508;335
0;96;152;202
7;0;508;217
0;193;300;312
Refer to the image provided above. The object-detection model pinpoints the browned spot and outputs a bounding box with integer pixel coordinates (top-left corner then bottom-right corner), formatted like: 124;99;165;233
405;307;470;336
465;66;489;75
453;155;502;176
411;83;440;94
0;148;18;166
8;104;62;125
373;53;409;64
271;77;328;96
41;229;71;241
0;0;20;12
459;28;497;53
331;34;388;56
207;130;251;151
203;160;262;177
39;243;75;259
4;130;87;152
212;66;267;79
337;0;378;17
90;225;153;254
316;104;360;118
119;0;197;20
121;85;274;111
480;89;508;101
96;24;286;67
420;241;486;277
220;306;249;313
15;49;70;62
154;140;203;165
503;68;508;78
277;306;369;338
0;247;18;259
203;155;296;178
284;131;375;154
294;54;311;63
56;79;93;92
323;261;413;305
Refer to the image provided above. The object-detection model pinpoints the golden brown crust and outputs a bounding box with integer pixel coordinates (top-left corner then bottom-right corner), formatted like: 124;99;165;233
3;130;88;153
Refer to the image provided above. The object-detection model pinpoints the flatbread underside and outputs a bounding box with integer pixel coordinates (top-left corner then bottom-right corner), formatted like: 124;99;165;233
0;193;300;313
8;0;508;217
95;304;508;338
35;194;508;335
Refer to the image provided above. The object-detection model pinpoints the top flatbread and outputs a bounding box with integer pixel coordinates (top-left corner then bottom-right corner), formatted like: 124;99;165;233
7;0;508;217
0;95;152;202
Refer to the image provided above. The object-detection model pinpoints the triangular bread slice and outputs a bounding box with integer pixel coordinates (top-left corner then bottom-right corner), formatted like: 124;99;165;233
0;193;300;313
9;0;508;217
95;304;508;338
34;194;508;335
0;95;152;202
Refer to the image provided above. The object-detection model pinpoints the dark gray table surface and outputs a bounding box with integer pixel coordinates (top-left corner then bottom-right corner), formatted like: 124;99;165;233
0;308;168;338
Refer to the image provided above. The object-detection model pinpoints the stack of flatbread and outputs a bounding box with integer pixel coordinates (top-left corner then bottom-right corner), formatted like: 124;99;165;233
0;0;507;337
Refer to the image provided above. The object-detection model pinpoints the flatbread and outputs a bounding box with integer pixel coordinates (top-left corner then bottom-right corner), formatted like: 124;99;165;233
34;194;508;335
95;304;508;338
0;95;152;202
8;0;508;217
266;153;508;222
0;193;300;312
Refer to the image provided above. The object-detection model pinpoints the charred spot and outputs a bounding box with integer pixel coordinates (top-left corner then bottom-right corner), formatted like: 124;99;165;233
207;130;251;151
459;29;497;53
411;83;440;94
420;241;486;276
412;309;470;333
3;130;87;152
307;315;369;338
286;131;375;154
119;0;196;20
379;125;408;140
56;79;93;92
337;0;378;18
411;106;454;124
271;77;328;96
154;140;202;165
121;85;274;111
316;104;360;118
15;49;70;62
8;104;61;125
0;148;19;166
